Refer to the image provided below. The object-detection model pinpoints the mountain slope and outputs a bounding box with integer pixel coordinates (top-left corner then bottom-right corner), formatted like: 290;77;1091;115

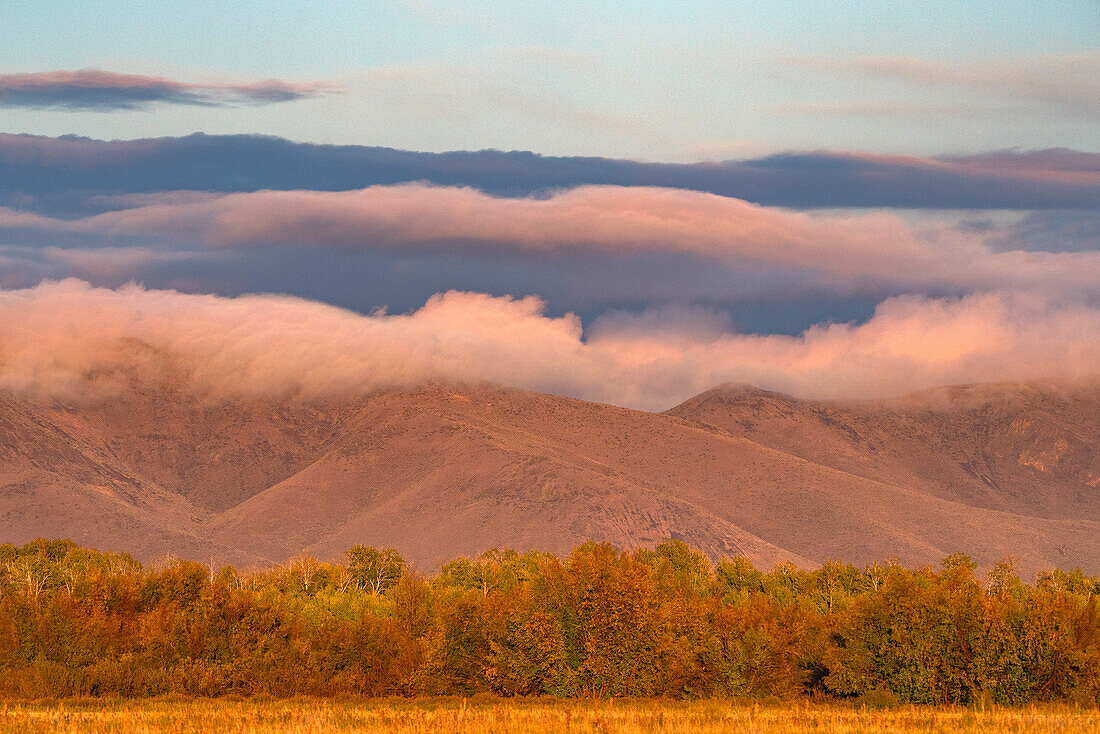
667;380;1100;521
1;379;1098;574
0;394;250;563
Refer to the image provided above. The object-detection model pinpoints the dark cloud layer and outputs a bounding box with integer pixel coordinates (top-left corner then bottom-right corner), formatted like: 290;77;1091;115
0;70;338;111
1;133;1096;213
0;243;880;335
990;211;1100;253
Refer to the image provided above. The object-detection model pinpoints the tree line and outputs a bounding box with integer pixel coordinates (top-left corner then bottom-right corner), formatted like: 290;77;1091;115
1;538;1099;704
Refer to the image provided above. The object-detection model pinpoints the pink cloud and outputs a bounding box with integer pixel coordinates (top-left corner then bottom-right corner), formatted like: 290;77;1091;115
4;184;1096;297
1;280;1096;410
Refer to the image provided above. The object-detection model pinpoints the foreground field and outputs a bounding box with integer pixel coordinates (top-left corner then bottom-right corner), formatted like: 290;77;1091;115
2;699;1099;734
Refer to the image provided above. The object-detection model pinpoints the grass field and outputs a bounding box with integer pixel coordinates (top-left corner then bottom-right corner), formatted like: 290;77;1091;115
1;698;1099;733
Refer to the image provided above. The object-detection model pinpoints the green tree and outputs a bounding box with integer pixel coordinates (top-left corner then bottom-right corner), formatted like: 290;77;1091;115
346;546;405;594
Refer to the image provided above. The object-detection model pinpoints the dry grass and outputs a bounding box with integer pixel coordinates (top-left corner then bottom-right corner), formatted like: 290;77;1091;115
1;698;1099;733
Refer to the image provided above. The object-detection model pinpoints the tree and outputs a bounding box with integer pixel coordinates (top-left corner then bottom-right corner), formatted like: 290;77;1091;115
651;540;713;596
347;546;405;594
716;557;764;603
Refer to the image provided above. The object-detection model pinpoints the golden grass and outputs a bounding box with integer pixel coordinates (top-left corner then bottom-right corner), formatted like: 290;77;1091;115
1;698;1099;734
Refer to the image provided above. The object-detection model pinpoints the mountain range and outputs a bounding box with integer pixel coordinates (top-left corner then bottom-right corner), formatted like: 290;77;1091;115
2;378;1097;576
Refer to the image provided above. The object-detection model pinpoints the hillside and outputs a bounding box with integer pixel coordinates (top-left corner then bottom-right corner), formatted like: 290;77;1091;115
2;379;1098;574
667;380;1100;522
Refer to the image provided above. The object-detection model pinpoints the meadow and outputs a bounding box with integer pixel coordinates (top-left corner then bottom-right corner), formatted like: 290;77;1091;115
2;698;1100;734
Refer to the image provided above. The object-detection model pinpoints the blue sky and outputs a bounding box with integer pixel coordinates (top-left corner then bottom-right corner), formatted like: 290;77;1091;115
6;1;1094;72
2;1;1096;158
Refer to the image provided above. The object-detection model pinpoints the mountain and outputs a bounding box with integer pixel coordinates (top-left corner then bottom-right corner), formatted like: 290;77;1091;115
1;379;1098;575
667;380;1100;523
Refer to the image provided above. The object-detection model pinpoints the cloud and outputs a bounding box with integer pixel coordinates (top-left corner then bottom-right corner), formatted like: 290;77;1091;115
3;184;1097;298
1;133;1096;212
1;280;1096;410
0;241;885;336
987;211;1100;254
0;244;208;288
0;70;341;111
788;53;1100;117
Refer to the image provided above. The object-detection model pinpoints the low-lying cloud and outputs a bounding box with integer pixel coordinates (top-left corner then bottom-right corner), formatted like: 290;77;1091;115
2;280;1097;410
0;70;340;111
3;184;1097;298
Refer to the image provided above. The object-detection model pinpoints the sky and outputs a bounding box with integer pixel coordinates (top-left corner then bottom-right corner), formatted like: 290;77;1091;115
0;1;1097;409
2;1;1098;157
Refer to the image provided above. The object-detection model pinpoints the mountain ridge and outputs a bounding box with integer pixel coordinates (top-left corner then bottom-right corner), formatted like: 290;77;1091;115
1;378;1097;575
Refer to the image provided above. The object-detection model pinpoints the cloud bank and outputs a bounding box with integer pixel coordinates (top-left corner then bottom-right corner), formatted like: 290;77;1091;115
0;134;1094;345
1;280;1097;410
4;184;1097;298
2;133;1096;211
0;70;339;111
